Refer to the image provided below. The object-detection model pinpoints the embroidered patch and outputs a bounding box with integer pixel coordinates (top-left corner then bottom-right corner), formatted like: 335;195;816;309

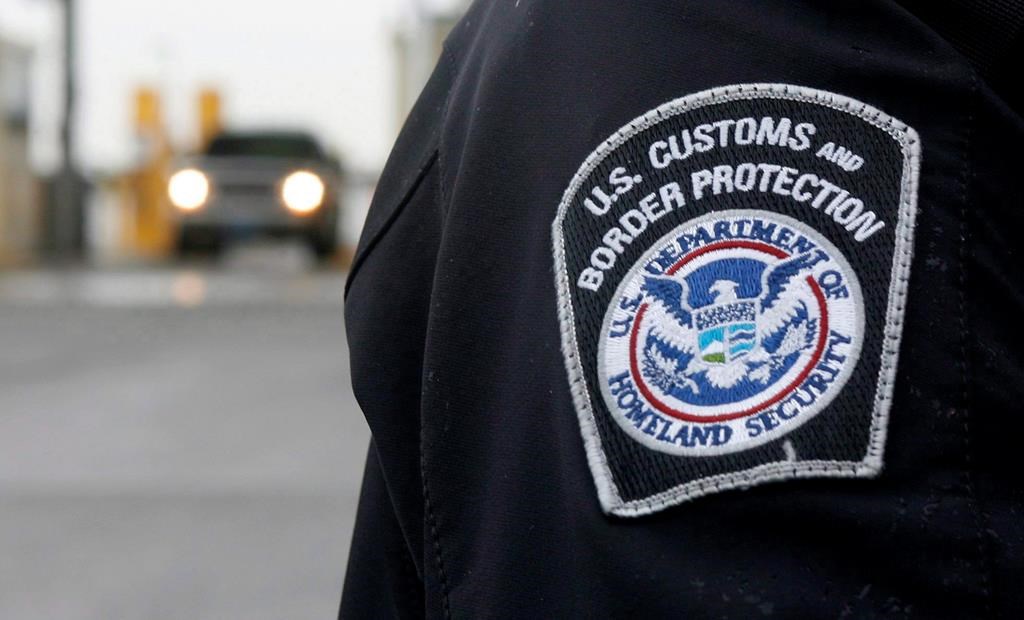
552;84;919;516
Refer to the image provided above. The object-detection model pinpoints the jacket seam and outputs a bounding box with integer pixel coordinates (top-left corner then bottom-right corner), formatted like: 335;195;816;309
421;452;452;619
418;39;458;620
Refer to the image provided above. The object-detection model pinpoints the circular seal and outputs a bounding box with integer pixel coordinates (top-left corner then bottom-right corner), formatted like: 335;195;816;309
598;210;864;456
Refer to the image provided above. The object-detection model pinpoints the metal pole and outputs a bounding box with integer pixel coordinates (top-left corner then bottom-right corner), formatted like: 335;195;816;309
54;0;79;258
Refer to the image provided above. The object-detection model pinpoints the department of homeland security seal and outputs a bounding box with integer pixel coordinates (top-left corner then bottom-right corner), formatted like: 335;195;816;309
599;210;862;457
552;84;919;516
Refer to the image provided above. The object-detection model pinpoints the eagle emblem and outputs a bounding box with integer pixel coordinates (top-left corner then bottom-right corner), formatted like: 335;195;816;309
639;251;822;399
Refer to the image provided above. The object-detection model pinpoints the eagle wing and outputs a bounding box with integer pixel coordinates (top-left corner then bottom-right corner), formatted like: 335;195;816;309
641;276;698;354
642;276;692;327
760;252;817;311
758;252;816;338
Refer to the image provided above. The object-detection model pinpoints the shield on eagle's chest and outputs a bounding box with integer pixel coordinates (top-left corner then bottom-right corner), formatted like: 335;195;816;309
694;300;759;364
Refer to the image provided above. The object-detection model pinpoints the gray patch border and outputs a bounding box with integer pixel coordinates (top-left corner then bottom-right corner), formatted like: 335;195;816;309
551;83;921;517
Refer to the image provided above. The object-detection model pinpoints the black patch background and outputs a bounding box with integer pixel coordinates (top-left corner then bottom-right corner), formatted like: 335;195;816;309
562;96;904;503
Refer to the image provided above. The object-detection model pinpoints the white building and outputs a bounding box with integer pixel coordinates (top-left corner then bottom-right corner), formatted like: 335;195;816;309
392;1;466;119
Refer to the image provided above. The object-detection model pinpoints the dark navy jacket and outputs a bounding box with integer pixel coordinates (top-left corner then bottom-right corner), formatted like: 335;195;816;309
341;1;1023;617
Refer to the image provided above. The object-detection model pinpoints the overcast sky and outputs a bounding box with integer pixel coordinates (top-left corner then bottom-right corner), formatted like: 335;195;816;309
1;0;464;174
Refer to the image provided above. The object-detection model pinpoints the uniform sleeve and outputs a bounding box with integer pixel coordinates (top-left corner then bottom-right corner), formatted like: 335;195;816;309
344;0;1024;617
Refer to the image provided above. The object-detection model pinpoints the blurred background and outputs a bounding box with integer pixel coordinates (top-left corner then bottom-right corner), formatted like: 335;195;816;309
0;0;468;617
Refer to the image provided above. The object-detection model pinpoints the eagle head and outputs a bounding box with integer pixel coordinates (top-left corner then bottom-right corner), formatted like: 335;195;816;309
709;279;740;303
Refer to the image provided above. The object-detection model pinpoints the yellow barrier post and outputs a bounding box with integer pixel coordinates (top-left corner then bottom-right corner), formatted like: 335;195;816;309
198;89;223;150
125;87;174;258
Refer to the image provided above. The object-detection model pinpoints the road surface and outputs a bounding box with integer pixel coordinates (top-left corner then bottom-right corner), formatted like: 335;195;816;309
0;249;370;619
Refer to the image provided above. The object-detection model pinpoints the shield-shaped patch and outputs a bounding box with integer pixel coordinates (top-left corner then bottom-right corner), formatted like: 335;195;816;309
552;84;919;516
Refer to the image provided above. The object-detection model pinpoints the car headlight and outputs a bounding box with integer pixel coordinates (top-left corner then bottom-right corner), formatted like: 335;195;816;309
281;171;325;214
168;169;210;211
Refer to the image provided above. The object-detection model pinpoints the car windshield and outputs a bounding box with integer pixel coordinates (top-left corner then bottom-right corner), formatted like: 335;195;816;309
205;134;323;159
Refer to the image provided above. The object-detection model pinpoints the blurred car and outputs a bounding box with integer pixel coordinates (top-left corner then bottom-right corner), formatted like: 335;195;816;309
167;130;341;258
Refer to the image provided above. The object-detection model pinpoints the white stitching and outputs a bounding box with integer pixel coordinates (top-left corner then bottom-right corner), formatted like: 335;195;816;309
551;83;921;517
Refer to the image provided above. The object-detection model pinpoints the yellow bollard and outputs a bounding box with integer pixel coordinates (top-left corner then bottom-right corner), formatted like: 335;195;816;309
198;89;223;150
124;88;174;259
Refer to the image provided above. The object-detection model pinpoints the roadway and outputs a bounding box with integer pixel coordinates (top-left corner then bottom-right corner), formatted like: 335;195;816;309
0;245;370;619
